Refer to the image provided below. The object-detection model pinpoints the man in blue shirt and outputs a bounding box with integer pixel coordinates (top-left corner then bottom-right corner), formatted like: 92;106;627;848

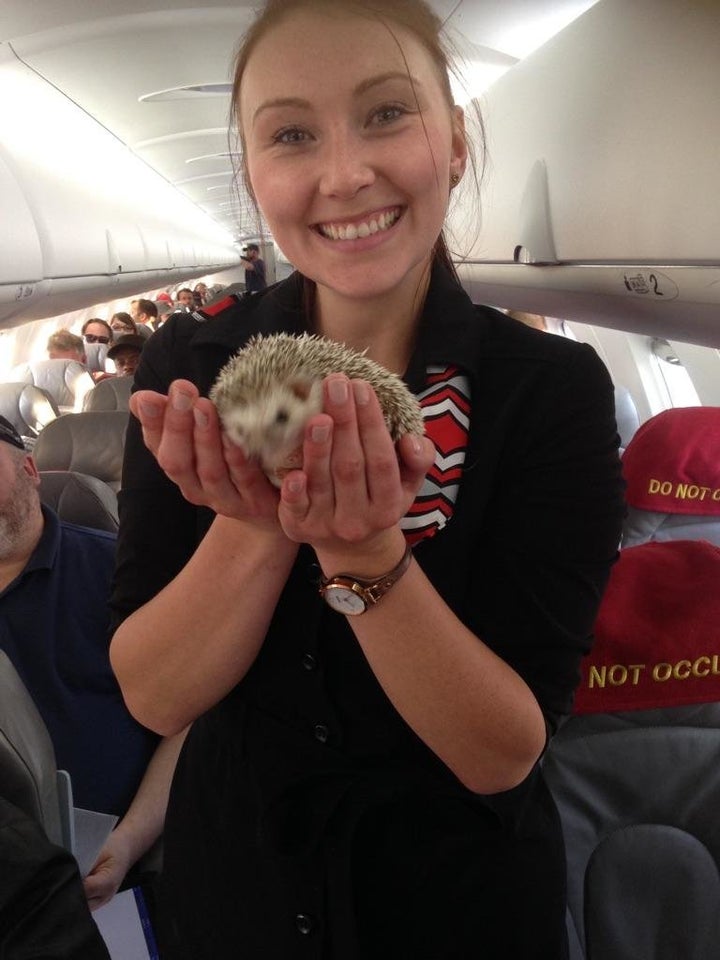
240;242;267;293
0;415;185;909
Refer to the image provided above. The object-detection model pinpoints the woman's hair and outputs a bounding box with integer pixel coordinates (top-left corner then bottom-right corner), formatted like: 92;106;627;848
229;0;484;279
110;312;137;333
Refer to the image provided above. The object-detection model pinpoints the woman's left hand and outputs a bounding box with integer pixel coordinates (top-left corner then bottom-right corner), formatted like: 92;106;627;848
278;375;434;558
82;831;133;911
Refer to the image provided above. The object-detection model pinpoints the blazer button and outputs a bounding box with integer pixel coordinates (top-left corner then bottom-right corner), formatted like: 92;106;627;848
295;913;314;935
301;653;317;671
313;723;329;744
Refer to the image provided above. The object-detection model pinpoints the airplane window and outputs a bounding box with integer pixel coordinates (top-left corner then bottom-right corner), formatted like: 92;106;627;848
650;338;700;408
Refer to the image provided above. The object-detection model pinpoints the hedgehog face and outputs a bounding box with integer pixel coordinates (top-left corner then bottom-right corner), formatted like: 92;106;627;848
219;379;323;481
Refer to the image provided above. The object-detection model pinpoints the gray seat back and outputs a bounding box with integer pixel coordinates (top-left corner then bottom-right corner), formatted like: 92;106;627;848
39;471;119;532
32;411;128;492
82;341;110;377
0;382;59;438
543;539;720;960
613;384;640;452
0;650;64;846
623;505;720;548
82;375;133;412
10;359;95;413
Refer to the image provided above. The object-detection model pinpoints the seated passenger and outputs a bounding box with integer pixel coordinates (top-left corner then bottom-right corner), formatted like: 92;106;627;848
47;330;86;363
106;334;145;379
109;312;137;337
0;416;185;909
81;320;114;382
81;318;114;347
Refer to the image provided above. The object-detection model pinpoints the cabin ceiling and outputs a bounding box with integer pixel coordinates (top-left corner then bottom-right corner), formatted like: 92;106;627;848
0;0;598;242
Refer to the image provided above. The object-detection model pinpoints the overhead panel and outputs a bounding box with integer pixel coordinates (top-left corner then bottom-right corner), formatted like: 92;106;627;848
453;0;720;344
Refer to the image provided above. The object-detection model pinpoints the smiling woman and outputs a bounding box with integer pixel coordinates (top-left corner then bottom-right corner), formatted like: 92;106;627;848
108;1;625;958
233;0;471;327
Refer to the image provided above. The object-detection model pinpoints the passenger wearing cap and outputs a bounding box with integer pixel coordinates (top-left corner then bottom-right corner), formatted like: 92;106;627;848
621;406;720;548
107;334;145;378
0;415;185;911
0;416;26;452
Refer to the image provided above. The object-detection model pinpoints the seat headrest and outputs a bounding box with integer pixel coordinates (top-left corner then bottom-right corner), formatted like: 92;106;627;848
0;382;59;437
574;540;720;715
82;375;133;412
82;341;110;376
39;471;119;533
11;359;95;412
32;411;128;491
622;406;720;516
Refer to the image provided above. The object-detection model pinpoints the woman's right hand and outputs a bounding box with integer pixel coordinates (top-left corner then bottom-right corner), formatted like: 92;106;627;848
130;379;281;527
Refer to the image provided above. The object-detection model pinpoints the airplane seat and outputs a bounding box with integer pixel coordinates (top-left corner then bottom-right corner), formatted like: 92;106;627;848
0;650;69;849
621;406;720;548
82;374;133;412
613;384;640;453
10;359;95;414
542;539;720;960
39;471;119;533
82;341;110;378
0;382;60;440
32;410;129;493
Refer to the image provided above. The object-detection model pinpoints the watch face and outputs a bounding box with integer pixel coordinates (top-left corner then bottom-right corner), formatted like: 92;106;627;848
323;585;367;616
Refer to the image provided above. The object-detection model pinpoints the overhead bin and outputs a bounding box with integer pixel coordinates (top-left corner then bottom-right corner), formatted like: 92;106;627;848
451;0;720;345
0;45;239;328
0;151;43;289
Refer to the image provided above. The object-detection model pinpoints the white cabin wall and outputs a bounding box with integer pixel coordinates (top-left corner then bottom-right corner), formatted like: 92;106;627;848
565;321;720;427
669;343;720;408
563;324;656;424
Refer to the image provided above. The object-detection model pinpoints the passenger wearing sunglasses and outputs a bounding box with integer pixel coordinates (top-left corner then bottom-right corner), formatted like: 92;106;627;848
81;318;113;345
80;319;114;382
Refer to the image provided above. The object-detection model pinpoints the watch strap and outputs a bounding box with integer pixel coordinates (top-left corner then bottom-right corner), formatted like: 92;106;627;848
319;543;412;610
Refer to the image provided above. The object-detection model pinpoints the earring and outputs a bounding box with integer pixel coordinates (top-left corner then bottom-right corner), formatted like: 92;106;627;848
450;173;461;187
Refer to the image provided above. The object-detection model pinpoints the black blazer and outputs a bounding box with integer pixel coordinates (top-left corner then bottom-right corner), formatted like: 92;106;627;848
111;265;625;959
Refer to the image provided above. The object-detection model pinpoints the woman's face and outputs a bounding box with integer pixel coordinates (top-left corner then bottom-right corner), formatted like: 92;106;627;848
240;8;466;308
111;319;134;335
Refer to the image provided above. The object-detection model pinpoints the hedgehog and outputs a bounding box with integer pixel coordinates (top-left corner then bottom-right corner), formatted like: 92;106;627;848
209;332;425;487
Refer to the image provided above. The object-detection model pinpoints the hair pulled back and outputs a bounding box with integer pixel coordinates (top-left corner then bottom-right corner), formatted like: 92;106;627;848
230;0;483;277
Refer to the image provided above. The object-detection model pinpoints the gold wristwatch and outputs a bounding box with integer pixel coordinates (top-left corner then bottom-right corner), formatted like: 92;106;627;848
318;544;412;616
